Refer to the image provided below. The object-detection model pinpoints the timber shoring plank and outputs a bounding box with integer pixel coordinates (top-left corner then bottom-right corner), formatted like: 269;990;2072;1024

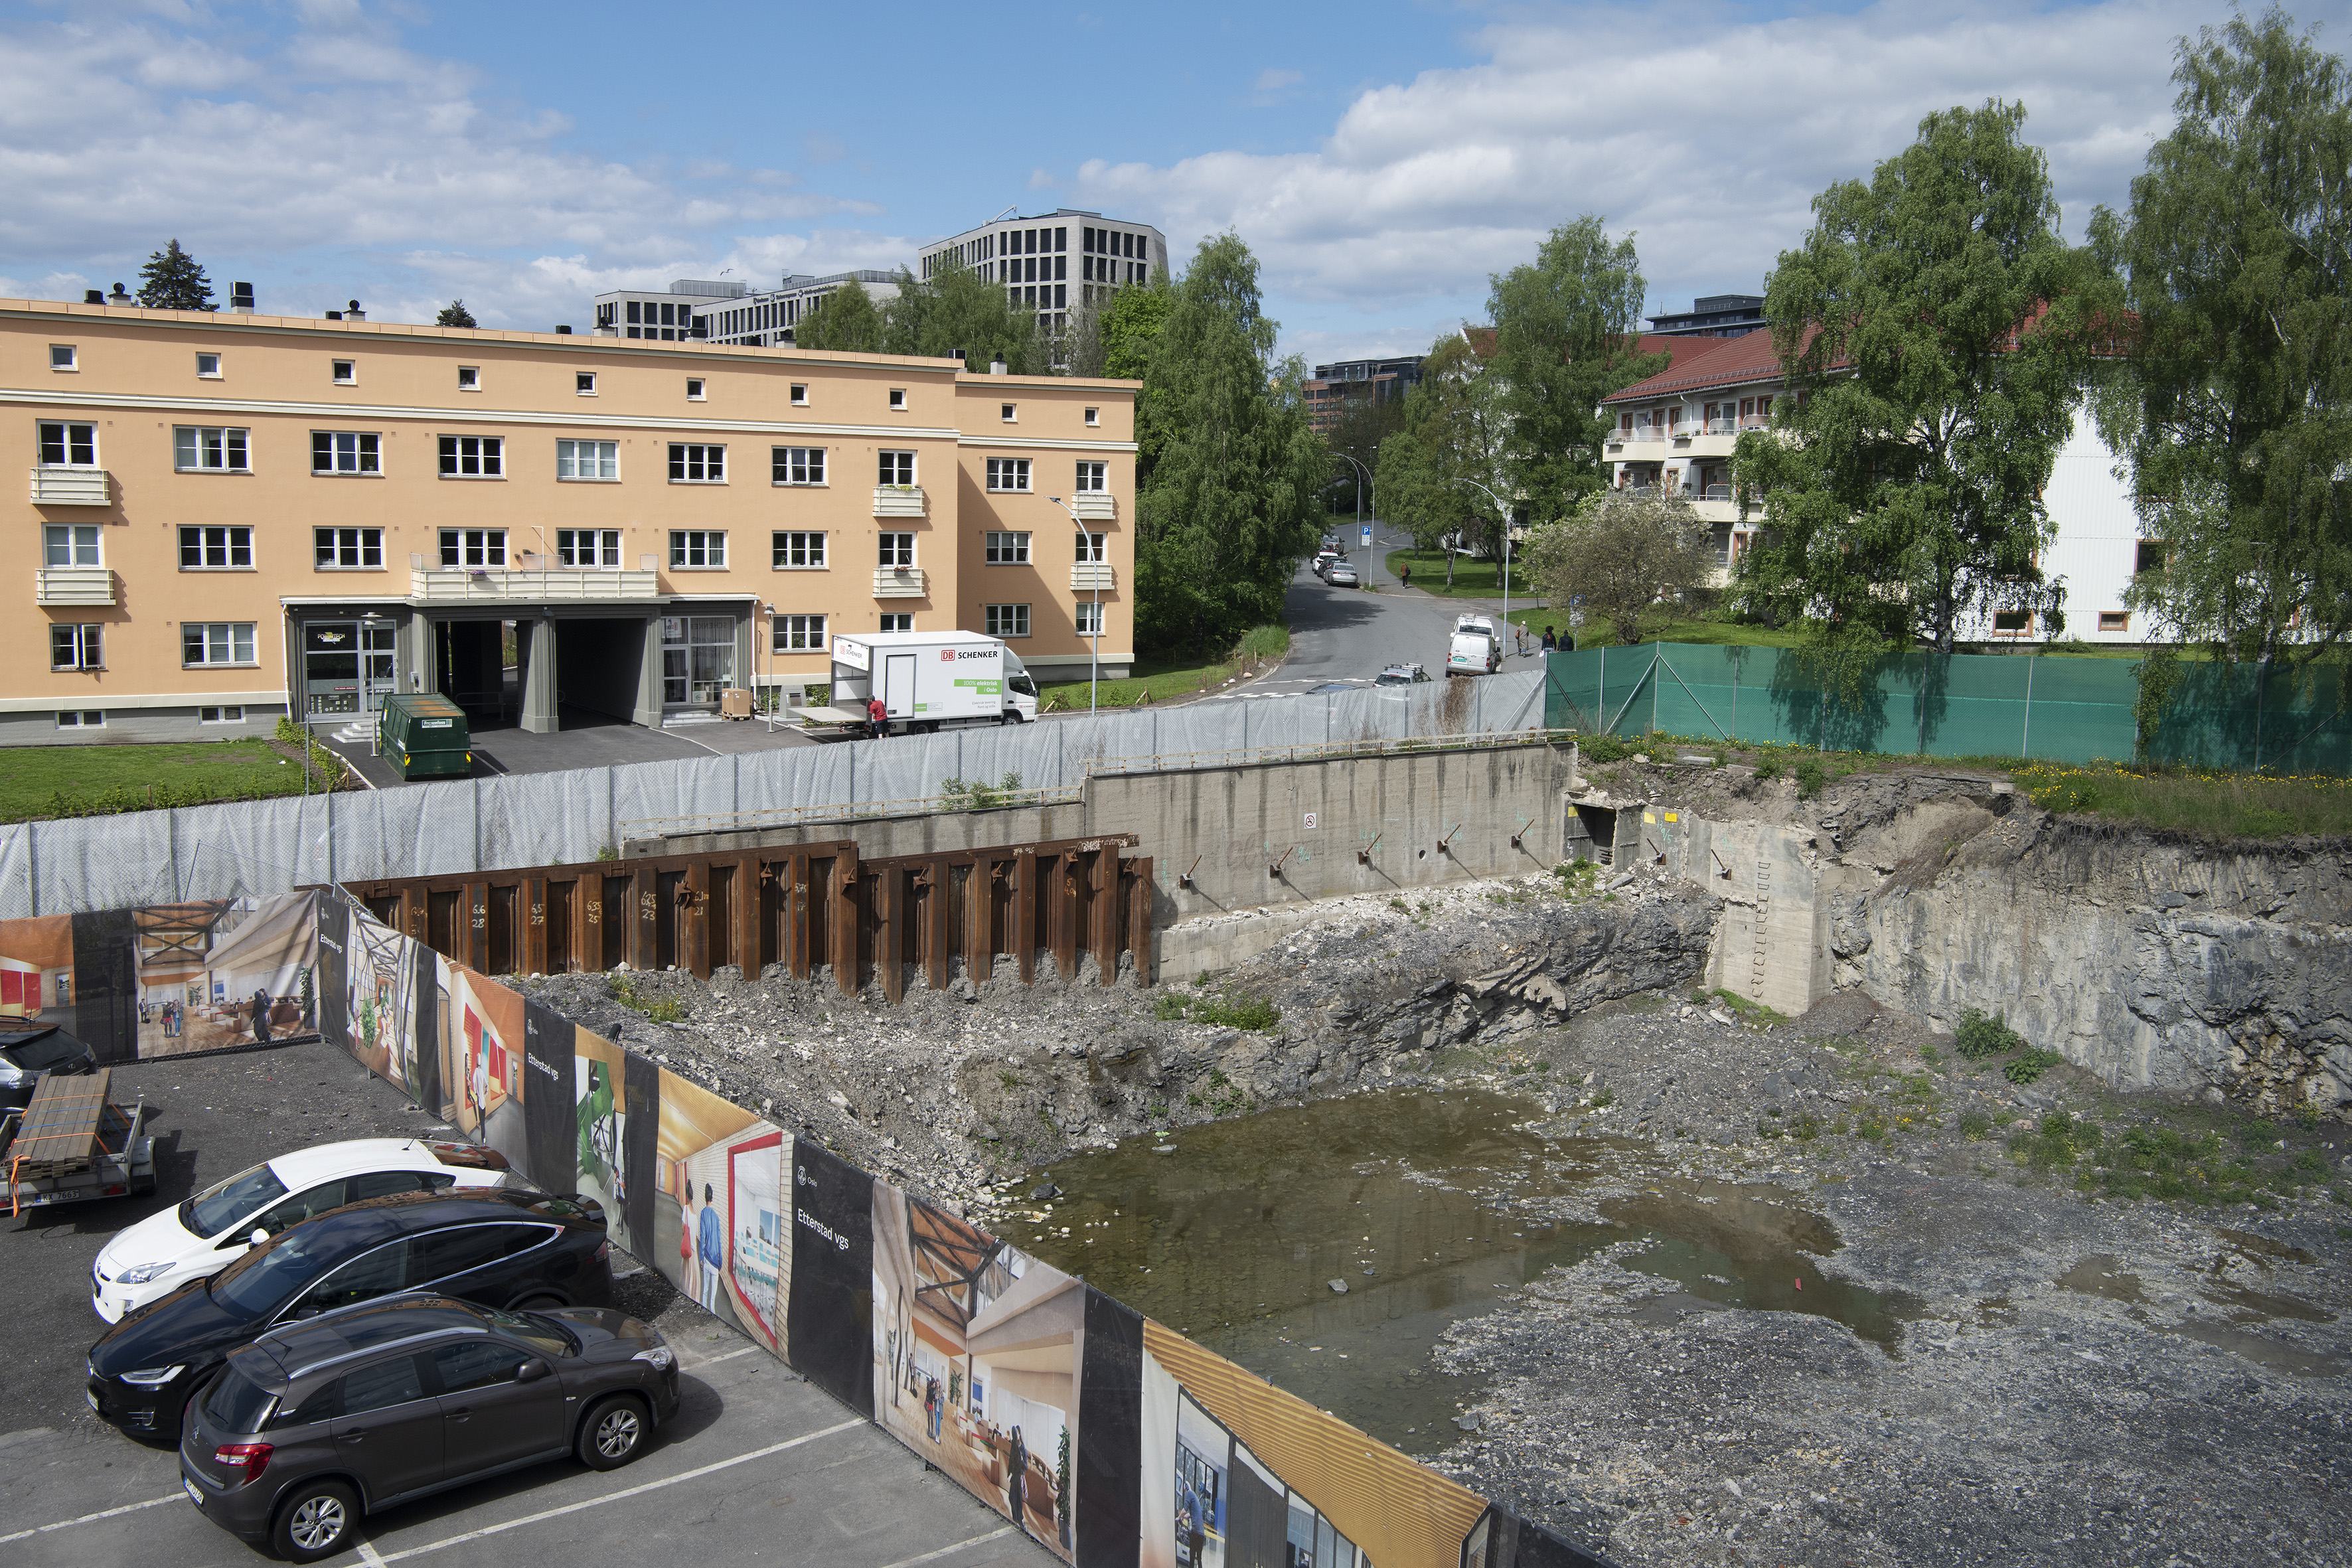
1089;845;1118;984
1127;856;1156;986
685;860;711;979
1012;851;1036;984
832;846;861;996
923;860;950;993
7;1068;112;1172
522;878;548;977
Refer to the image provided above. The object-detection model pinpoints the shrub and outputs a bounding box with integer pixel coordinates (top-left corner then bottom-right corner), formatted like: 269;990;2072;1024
1583;733;1635;763
1958;1110;1994;1140
1752;755;1784;782
2005;1048;2065;1084
1955;1008;2024;1059
1794;756;1827;798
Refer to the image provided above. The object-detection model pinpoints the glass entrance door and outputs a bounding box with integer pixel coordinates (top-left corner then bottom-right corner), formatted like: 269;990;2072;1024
303;622;359;716
360;621;397;712
661;615;736;706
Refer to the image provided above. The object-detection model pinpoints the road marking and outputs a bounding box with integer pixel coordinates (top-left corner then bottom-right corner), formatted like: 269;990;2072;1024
679;1344;758;1370
356;1538;391;1566
870;1526;1017;1568
372;1418;863;1562
0;1490;183;1544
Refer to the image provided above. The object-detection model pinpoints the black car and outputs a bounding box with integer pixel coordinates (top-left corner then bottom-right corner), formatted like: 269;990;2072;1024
180;1294;678;1562
88;1188;610;1442
0;1025;98;1110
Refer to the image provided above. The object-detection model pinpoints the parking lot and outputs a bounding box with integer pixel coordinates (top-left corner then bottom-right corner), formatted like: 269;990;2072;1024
1;1040;1049;1568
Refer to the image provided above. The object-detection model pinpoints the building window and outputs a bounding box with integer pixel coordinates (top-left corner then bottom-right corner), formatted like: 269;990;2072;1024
1075;461;1107;493
773;613;827;652
56;710;104;729
315;527;384;569
877;532;915;568
312;431;381;475
174;426;250;472
457;365;480;390
437;435;504;477
879;613;913;632
1075;602;1103;637
1075;531;1106;563
331;358;355;384
199;706;245;724
790;382;808;405
771;446;826;485
887;388;906;411
986;457;1031;492
668;530;726;568
2098;611;2131;633
1000;402;1016;423
576;371;597;395
50;344;77;372
2134;540;2165;575
51;624;104;670
557;528;623;568
179;526;254;570
668;443;724;482
557;438;619;481
686;377;706;401
985;531;1030;565
772;531;827;569
39;422;97;465
1084;406;1099;426
878;450;915;487
44;524;102;567
1992;610;2032;633
183;622;257;666
984;603;1030;639
196;352;222;378
439;528;506;568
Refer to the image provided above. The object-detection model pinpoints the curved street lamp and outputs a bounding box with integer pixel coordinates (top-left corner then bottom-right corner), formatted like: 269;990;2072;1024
1330;451;1375;581
1451;476;1518;645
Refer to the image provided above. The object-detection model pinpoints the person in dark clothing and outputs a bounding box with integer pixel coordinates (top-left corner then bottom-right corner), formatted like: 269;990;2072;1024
1006;1425;1029;1537
251;988;274;1043
1399;564;1412;589
1541;625;1558;652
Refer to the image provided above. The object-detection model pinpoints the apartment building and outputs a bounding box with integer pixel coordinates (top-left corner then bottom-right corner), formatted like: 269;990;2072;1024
1599;327;2147;644
7;296;1135;745
916;210;1168;338
1302;354;1425;434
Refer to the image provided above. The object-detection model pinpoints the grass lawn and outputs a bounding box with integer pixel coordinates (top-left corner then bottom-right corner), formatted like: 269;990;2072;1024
1381;550;1542;599
0;736;340;823
1499;607;1803;649
1038;625;1290;712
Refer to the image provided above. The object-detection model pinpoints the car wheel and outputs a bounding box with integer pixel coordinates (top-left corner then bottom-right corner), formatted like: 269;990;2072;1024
271;1480;358;1564
579;1394;649;1471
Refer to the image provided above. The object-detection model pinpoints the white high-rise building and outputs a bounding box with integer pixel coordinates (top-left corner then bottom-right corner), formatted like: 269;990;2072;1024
917;210;1168;337
697;270;904;347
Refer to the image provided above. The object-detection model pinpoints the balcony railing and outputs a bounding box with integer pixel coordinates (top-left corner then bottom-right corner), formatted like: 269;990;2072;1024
35;566;115;605
1070;562;1116;592
1609;427;1664;445
872;485;927;518
1071;492;1116;521
872;566;927;598
1704;418;1740;435
409;567;661;602
30;467;110;505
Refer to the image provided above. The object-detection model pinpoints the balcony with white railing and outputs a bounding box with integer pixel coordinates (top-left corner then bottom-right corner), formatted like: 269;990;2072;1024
1070;562;1117;592
35;566;115;605
872;485;928;518
409;565;661;602
872;566;927;598
1607;426;1665;447
30;467;110;505
1071;492;1117;521
1704;418;1741;435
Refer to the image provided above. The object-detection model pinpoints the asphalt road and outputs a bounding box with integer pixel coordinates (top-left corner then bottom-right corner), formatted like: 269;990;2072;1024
0;1040;1048;1568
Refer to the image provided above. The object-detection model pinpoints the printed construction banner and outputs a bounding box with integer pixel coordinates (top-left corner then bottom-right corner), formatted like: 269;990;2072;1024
441;961;528;1171
655;1068;789;1358
788;1138;874;1417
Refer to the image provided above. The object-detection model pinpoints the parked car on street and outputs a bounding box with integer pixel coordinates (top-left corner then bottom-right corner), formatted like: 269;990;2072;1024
1374;663;1430;685
0;1025;97;1111
1311;549;1340;576
92;1138;514;1323
1325;560;1361;587
87;1186;609;1443
179;1293;678;1563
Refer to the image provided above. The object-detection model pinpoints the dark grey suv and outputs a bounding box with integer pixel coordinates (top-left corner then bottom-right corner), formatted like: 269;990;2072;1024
179;1294;679;1562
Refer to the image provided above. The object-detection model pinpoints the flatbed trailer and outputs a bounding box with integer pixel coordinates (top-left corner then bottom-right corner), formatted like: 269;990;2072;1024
2;1067;153;1216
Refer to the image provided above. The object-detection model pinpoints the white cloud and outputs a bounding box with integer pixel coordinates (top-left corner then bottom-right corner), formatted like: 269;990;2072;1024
0;3;894;325
1075;0;2214;348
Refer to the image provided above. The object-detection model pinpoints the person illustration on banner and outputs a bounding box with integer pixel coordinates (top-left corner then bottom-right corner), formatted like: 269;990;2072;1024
1006;1425;1028;1539
696;1182;724;1312
251;988;274;1044
1180;1479;1206;1568
471;1042;490;1127
677;1190;699;1300
925;1375;942;1443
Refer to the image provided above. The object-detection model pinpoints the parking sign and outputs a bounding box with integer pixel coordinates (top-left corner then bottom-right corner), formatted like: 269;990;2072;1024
1360;525;1372;548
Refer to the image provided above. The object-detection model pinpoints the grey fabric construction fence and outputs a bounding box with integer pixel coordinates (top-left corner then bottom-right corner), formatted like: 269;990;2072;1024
0;672;1545;918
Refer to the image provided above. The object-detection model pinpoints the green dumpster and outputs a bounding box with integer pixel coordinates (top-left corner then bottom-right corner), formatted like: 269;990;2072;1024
377;692;472;779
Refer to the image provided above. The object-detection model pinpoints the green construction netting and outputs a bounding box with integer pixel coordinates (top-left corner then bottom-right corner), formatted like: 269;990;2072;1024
1542;645;2349;771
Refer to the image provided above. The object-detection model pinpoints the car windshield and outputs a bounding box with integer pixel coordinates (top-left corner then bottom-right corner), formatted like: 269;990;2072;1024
183;1162;289;1237
0;1032;83;1071
210;1227;346;1316
477;1304;577;1358
201;1368;277;1435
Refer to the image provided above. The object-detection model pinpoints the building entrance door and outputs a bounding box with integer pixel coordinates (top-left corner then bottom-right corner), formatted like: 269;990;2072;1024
661;615;736;708
303;622;360;717
360;621;397;712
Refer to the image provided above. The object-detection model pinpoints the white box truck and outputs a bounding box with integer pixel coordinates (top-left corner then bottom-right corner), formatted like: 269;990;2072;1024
788;630;1040;735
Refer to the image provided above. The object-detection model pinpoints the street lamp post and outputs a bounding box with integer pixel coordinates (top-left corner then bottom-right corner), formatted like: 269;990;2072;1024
1451;477;1517;653
1330;451;1375;583
1045;496;1101;714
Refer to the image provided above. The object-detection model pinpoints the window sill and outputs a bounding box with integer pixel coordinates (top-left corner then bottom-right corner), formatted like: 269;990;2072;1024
179;566;258;573
556;476;621;483
668;564;730;572
984;561;1034;568
436;474;507;481
313;566;388;573
667;479;728;485
174;467;253;476
770;564;830;572
771;481;829;489
182;665;261;671
311;471;384;479
51;667;106;674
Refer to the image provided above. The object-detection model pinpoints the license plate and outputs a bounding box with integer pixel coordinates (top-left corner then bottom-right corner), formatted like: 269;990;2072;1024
183;1478;203;1508
85;1389;100;1414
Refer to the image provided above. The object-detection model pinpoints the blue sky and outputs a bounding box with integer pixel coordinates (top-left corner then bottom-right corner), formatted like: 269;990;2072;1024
4;0;2342;365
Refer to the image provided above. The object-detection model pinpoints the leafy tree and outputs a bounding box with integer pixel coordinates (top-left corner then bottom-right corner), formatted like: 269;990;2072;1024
136;239;215;311
1732;100;2110;656
880;262;1044;372
2090;10;2352;665
1134;234;1326;656
1525;489;1719;647
1486;216;1664;520
1321;387;1406;520
435;299;478;328
1101;276;1177;479
794;275;885;353
1375;333;1510;579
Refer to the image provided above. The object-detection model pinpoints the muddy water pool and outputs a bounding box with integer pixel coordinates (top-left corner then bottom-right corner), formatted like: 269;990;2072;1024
1002;1088;1921;1450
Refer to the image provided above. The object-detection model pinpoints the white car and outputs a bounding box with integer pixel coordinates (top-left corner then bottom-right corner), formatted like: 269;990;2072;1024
89;1137;512;1322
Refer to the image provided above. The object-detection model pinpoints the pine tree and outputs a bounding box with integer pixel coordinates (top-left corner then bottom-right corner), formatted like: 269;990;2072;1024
435;299;479;328
136;240;216;311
